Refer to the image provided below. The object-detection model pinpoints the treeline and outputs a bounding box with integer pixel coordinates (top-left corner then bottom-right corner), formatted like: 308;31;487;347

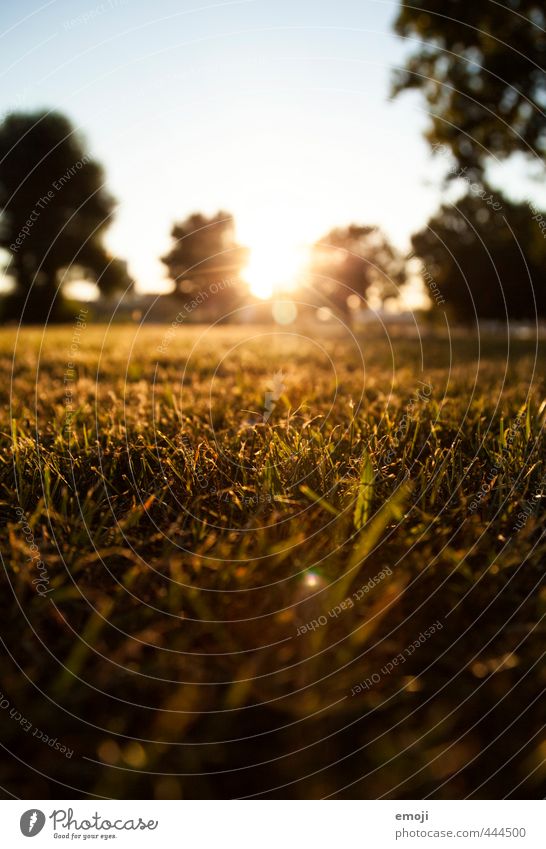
392;0;546;322
0;112;134;323
0;112;409;325
2;2;546;335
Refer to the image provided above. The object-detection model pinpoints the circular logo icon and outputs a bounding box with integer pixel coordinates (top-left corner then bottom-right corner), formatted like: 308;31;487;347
20;810;46;837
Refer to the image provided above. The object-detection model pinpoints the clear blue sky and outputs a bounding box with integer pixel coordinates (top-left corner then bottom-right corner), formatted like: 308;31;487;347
1;0;543;298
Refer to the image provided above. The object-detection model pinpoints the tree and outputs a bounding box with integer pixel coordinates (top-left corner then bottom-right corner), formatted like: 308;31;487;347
0;110;129;322
392;1;546;176
161;211;248;318
307;225;407;321
411;188;546;321
68;255;135;298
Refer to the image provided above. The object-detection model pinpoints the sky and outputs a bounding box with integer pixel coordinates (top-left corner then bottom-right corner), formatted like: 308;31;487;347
1;0;544;303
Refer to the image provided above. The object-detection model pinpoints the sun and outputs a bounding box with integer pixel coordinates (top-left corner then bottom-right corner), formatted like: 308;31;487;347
242;237;309;299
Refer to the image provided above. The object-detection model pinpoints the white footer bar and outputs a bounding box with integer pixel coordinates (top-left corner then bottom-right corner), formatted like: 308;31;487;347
2;800;544;848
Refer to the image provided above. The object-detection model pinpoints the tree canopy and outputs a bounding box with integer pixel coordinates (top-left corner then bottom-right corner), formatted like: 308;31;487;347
161;211;248;318
411;188;546;321
308;225;407;321
0;110;131;321
392;1;546;175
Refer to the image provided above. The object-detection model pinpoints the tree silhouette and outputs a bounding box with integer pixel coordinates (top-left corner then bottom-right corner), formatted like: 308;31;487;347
392;1;546;176
161;211;248;318
0;111;131;322
411;188;546;321
308;225;407;321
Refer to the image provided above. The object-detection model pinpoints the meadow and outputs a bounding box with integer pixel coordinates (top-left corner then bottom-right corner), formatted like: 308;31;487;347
0;322;545;799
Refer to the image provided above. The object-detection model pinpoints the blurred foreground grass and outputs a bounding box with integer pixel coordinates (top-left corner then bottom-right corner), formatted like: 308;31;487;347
0;323;545;798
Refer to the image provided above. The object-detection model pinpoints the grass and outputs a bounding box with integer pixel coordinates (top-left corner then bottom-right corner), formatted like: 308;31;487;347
0;321;545;799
